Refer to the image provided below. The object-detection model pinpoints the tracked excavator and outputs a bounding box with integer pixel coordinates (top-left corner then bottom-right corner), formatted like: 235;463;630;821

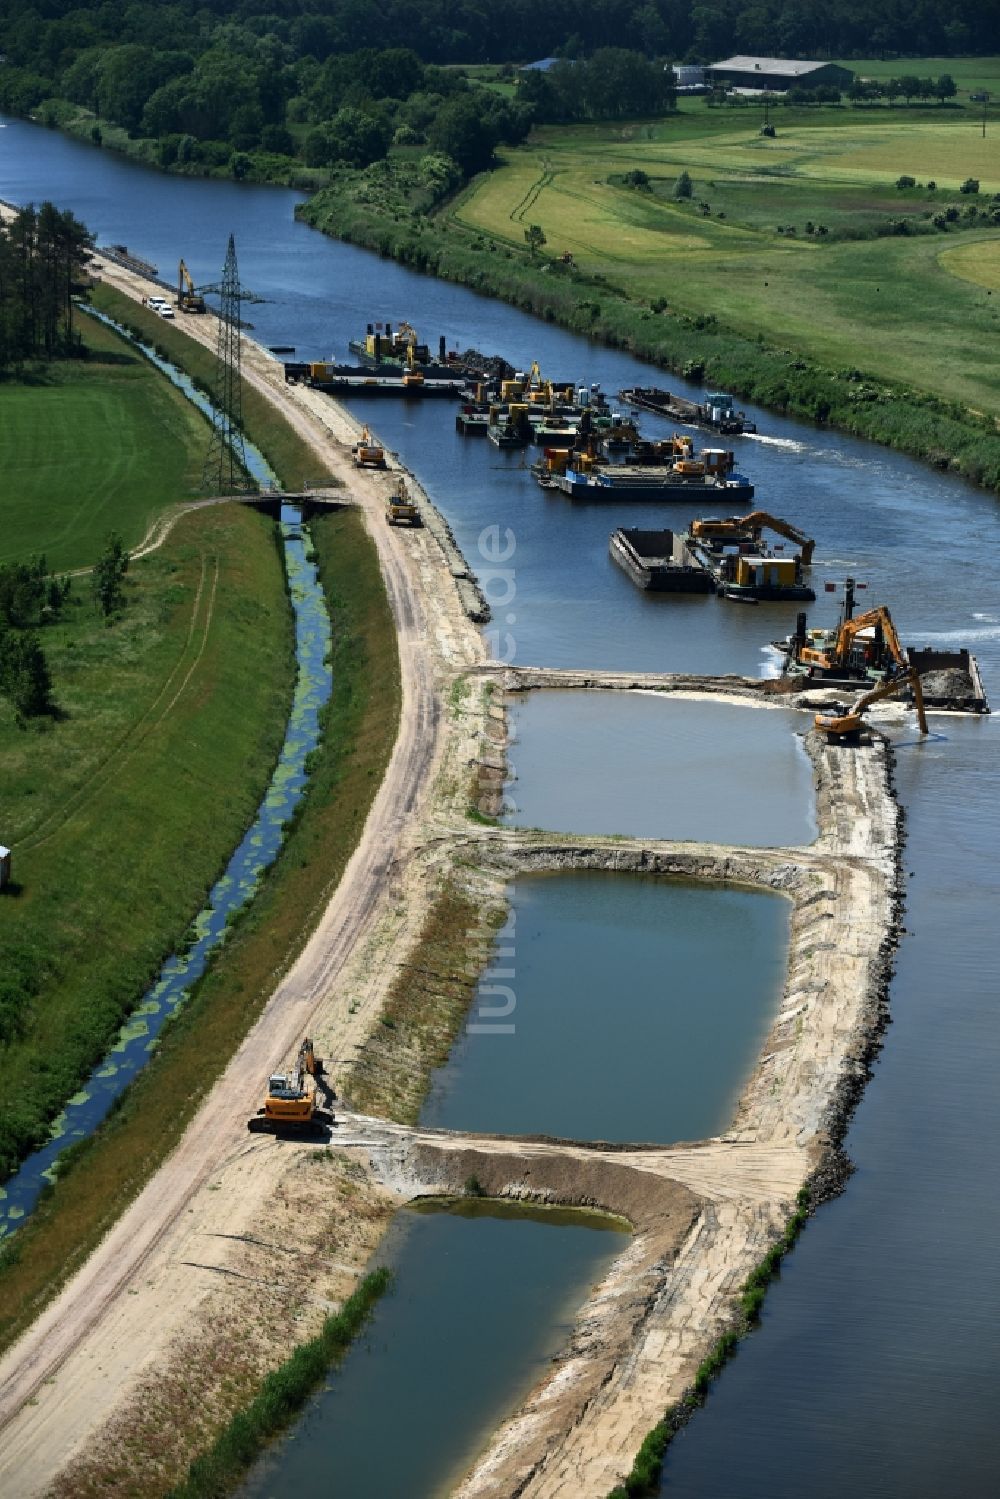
815;667;929;742
247;1038;334;1135
689;511;815;564
797;604;906;676
177;260;206;313
352;425;386;468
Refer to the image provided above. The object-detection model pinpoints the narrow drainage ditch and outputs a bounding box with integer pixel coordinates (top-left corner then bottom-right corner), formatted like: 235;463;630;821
0;318;332;1235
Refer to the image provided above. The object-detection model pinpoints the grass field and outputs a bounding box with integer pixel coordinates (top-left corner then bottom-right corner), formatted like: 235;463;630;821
0;504;401;1357
836;55;1000;97
450;104;1000;417
0;317;207;571
0;501;294;1181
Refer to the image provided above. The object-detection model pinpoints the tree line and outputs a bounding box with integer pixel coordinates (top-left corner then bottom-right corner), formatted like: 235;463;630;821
0;0;995;79
0;203;93;370
0;1;994;181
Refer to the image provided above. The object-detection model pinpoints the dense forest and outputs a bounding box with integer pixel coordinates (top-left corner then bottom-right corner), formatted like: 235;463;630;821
0;202;93;369
0;0;995;170
0;0;995;76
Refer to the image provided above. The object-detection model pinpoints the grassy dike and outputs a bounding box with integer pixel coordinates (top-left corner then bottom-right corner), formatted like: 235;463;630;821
299;176;1000;493
0;404;401;1355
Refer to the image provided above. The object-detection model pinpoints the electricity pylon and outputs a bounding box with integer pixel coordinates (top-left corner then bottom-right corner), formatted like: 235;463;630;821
201;235;260;493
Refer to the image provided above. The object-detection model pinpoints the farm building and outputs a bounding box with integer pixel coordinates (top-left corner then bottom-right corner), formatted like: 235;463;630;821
707;57;854;92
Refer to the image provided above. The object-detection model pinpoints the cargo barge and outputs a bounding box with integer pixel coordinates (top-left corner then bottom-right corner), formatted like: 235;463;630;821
284;361;467;397
621;386;756;436
610;528;715;592
552;462;754;504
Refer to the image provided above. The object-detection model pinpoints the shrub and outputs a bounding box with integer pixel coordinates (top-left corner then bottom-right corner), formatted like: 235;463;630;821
960;177;980;195
927;179;936;190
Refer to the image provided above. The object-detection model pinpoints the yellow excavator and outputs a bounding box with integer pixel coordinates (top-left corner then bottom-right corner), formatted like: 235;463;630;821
402;342;425;390
247;1038;333;1135
352;425;386;468
177;259;206;313
385;477;421;526
798;604;905;675
815;666;929;742
690;511;815;564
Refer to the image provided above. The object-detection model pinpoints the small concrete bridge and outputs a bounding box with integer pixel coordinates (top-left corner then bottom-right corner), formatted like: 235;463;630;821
228;486;355;520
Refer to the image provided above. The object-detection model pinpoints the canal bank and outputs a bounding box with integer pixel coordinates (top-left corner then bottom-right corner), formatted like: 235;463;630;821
2;122;999;1499
0;228;906;1499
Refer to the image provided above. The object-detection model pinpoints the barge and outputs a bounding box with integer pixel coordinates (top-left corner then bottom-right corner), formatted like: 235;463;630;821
610;528;715;592
103;243;159;278
552;462;754;504
621;386;756;436
284;361;467;397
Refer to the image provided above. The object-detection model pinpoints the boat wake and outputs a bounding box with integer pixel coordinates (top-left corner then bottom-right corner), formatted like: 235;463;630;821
915;625;1000;644
744;434;808;452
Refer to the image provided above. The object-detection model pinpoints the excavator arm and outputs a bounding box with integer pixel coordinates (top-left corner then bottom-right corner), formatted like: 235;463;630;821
815;666;928;740
833;606;907;670
690;511;815;564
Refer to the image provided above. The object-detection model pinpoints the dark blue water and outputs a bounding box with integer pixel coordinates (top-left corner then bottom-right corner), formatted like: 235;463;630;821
423;873;790;1143
4;115;999;685
0;327;332;1237
4;117;1000;1493
239;1199;627;1499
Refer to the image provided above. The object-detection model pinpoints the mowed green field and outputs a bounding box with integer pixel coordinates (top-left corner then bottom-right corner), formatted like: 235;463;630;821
0;500;293;1179
0;317;207;572
836;55;1000;96
452;104;1000;415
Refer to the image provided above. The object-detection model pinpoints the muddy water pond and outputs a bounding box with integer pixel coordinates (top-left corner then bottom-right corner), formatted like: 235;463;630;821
423;872;790;1144
504;692;815;847
239;1198;627;1499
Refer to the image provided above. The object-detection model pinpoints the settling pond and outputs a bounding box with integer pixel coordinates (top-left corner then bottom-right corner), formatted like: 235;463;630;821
239;1199;627;1499
425;872;790;1144
504;693;816;846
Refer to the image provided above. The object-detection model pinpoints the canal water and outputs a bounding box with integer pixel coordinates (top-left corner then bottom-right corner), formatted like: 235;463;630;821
0;326;333;1236
239;1199;627;1499
505;693;816;846
4;116;1000;1494
423;873;790;1144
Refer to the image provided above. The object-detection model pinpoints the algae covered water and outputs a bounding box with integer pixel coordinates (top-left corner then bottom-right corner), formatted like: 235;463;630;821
0;332;333;1236
239;1198;627;1499
423;872;790;1143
